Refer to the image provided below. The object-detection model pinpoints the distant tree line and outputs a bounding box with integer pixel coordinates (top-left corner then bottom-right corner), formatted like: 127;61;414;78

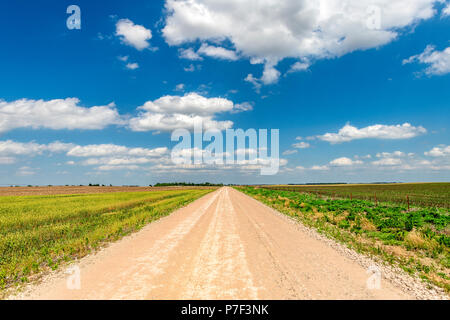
153;182;224;187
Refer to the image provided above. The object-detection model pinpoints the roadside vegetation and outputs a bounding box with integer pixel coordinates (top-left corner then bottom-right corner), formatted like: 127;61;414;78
0;188;213;294
263;183;450;209
153;182;224;187
237;186;450;292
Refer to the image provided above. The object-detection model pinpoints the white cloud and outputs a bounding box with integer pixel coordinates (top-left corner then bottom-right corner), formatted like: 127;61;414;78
0;140;169;173
0;140;74;156
115;19;152;50
292;141;310;149
197;43;238;61
97;165;141;171
126;62;139;70
67;144;168;158
82;157;159;166
287;60;310;74
425;145;450;157
318;123;426;143
376;151;406;158
260;63;281;84
128;93;238;131
17;166;36;176
117;55;129;62
403;45;450;75
163;0;440;85
0;140;45;156
244;74;262;90
330;157;363;166
310;165;329;171
442;2;450;16
0;98;122;133
283;150;298;156
175;83;185;92
355;154;372;159
184;64;196;72
230;102;253;114
179;48;203;60
372;158;403;166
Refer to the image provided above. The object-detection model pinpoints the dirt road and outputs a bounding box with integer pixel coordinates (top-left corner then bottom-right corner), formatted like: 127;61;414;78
12;187;413;299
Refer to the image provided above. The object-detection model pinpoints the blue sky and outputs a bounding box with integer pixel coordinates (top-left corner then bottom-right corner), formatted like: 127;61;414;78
0;0;449;185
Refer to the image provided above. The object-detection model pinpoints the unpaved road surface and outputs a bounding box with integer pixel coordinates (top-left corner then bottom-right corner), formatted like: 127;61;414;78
12;187;413;300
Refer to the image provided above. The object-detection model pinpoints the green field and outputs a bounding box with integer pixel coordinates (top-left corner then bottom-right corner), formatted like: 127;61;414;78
262;183;450;209
238;186;450;292
0;188;213;291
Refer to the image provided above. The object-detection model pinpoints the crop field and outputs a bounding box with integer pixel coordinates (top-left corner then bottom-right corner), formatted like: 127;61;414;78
262;183;450;209
0;188;214;292
0;185;214;197
237;186;450;292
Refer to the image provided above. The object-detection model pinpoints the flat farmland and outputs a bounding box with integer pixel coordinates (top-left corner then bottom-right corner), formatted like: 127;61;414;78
262;183;450;209
0;185;214;197
239;186;449;292
0;187;214;292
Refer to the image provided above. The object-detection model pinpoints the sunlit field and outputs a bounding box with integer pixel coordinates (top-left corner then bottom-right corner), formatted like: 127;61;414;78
262;183;450;209
0;188;214;292
238;185;450;292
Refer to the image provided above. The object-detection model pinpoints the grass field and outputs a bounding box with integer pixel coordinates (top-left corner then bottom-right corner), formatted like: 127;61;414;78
238;186;450;292
262;183;450;209
0;188;214;291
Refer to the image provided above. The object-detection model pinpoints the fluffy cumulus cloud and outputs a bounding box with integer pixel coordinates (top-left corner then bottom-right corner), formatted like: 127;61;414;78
318;123;427;143
425;145;450;157
287;60;311;74
197;44;239;61
0;140;47;156
67;144;168;158
0;140;74;156
310;165;329;171
230;102;253;114
292;141;310;149
115;18;152;50
126;62;139;70
128;93;249;131
0;98;122;133
0;139;284;175
372;157;403;166
0;94;251;134
329;157;363;166
163;0;440;85
376;151;408;158
298;147;450;173
282;150;298;156
403;45;450;75
0;139;171;172
179;48;203;60
0;140;74;164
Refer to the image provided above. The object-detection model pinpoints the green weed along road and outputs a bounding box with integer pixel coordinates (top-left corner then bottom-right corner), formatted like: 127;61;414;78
238;186;450;292
0;189;213;289
264;183;450;209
